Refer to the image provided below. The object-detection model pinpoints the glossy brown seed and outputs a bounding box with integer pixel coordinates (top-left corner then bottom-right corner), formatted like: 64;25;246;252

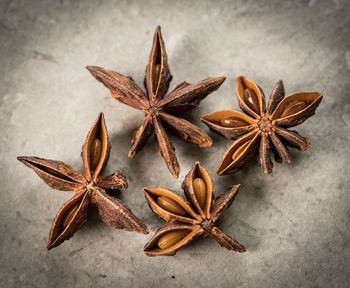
193;178;206;209
157;196;187;216
220;116;249;128
62;205;79;229
90;138;102;171
244;88;260;114
152;64;161;93
232;140;251;161
157;230;188;249
280;101;306;118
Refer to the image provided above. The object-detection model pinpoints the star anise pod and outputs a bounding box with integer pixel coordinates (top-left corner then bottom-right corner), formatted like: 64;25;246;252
86;26;225;178
201;76;323;175
17;113;148;250
143;162;245;256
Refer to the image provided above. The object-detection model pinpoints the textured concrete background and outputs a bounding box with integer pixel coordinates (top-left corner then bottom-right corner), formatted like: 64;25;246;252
1;0;349;287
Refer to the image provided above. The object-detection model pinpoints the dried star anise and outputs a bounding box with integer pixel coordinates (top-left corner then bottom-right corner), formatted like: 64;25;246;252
143;162;245;256
86;26;225;178
201;76;323;175
17;113;148;249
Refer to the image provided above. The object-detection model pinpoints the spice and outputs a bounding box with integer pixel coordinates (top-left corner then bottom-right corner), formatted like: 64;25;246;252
201;76;323;175
143;162;246;256
17;113;148;250
86;26;225;178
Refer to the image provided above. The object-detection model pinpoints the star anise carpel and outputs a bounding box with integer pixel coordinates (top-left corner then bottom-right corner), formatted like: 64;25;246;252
17;113;148;250
143;162;246;256
86;26;226;178
201;76;323;175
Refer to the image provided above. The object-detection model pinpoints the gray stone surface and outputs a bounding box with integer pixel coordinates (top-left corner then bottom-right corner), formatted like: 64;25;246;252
1;0;349;287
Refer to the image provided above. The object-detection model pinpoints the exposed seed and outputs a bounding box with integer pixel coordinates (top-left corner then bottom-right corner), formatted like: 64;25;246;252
232;140;251;161
90;138;102;171
43;166;71;181
152;63;161;93
193;178;206;209
220;116;249;128
157;196;187;216
157;230;188;249
244;88;260;114
280;101;306;118
62;205;79;229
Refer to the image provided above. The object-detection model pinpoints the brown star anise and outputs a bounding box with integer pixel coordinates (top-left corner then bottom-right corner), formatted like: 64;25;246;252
86;26;225;178
17;113;148;250
143;162;245;256
201;76;323;175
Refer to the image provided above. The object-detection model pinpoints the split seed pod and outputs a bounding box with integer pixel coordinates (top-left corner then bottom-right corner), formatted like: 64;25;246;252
143;162;245;256
202;76;323;175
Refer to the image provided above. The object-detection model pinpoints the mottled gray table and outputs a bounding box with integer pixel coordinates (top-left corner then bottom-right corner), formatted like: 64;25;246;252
1;0;349;287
